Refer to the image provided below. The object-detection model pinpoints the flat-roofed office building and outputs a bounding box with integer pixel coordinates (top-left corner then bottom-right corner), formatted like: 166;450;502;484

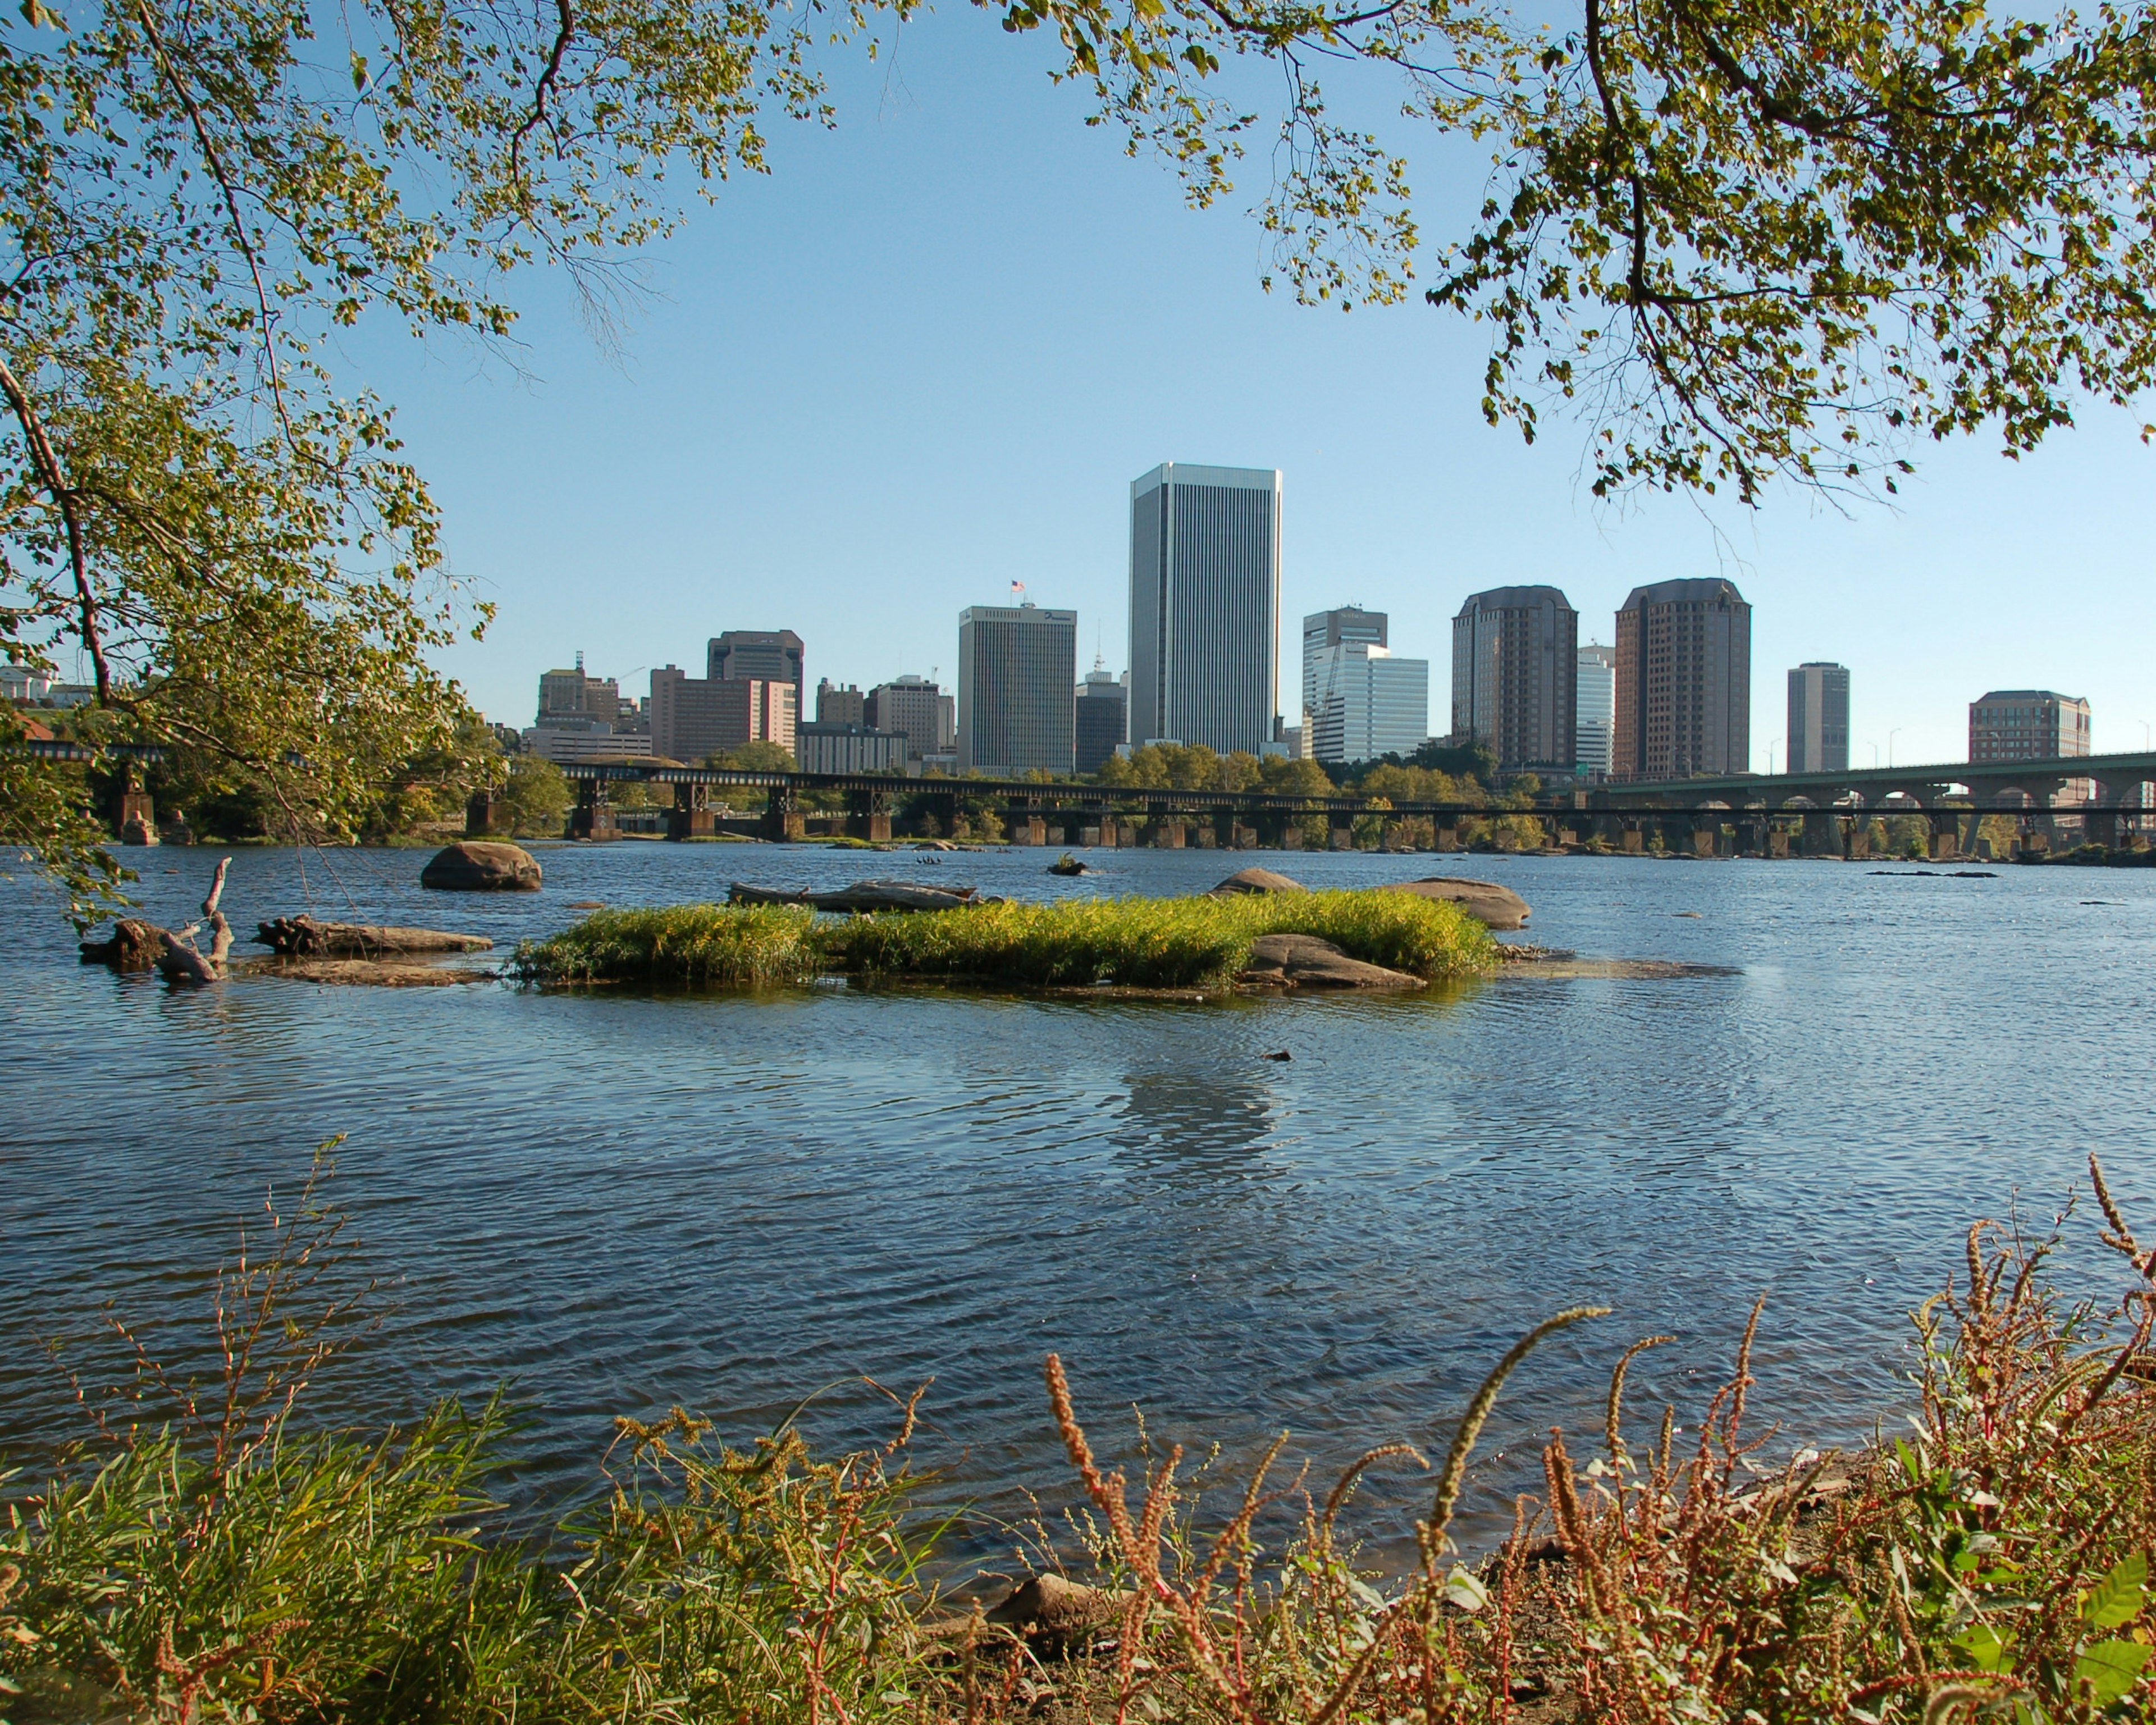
865;676;956;769
794;723;907;774
1309;643;1428;765
1129;463;1282;755
1301;607;1387;726
650;665;796;763
1075;668;1129;774
1576;644;1616;778
1614;578;1751;780
1970;690;2091;762
957;604;1077;775
707;629;805;718
1451;586;1579;774
1788;662;1851;773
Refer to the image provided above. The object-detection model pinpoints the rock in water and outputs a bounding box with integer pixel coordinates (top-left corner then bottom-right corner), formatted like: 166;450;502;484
420;841;541;892
1208;867;1309;896
1382;877;1529;929
1240;932;1421;989
254;915;492;956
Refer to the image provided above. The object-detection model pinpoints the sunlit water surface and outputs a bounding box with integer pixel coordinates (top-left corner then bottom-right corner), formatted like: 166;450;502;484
6;841;2153;1562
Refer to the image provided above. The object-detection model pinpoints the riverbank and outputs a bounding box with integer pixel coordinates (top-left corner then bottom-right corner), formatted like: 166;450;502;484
6;1163;2151;1724
513;888;1499;991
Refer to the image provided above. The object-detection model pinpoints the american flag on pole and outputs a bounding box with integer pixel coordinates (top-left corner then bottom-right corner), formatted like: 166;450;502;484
1010;580;1026;598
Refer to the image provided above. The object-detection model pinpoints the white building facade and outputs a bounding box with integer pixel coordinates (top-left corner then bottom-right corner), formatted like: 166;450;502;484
1129;463;1282;755
1309;643;1428;765
1575;644;1616;778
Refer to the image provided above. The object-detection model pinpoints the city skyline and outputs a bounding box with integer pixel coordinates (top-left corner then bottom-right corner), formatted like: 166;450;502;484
389;7;2154;779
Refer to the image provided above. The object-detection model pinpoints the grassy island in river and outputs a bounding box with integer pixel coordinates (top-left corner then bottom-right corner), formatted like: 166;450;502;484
513;888;1499;991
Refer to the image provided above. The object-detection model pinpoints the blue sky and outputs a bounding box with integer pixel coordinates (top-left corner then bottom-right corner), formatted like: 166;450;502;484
356;13;2156;773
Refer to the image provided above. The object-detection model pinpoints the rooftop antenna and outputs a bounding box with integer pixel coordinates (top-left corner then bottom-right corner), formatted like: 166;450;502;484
1095;623;1106;674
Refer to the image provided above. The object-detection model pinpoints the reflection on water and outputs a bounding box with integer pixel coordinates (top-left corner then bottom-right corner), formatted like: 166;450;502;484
4;843;2155;1562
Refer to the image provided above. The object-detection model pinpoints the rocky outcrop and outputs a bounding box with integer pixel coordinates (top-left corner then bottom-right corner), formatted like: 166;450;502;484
1240;932;1422;989
78;918;167;970
922;1573;1125;1653
729;879;980;913
1208;867;1309;896
1382;876;1530;929
254;915;493;957
420;841;542;892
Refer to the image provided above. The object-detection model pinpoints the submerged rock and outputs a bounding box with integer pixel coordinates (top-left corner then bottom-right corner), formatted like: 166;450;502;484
1382;876;1530;929
420;841;541;892
1207;867;1309;896
254;915;493;957
1048;854;1092;876
1240;932;1421;989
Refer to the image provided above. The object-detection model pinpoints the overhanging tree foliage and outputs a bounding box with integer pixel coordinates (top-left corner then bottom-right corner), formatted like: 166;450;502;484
4;0;2153;919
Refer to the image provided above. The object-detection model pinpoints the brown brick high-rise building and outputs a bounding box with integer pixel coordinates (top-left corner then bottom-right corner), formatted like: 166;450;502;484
1614;578;1751;781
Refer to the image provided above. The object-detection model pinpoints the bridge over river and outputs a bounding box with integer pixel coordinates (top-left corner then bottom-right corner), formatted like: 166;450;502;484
538;749;2156;860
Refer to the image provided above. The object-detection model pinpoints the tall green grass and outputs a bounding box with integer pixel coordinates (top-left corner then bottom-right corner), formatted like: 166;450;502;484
9;1155;2156;1723
513;889;1497;990
516;903;821;985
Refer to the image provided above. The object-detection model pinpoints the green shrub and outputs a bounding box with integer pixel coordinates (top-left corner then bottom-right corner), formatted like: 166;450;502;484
515;889;1497;990
518;903;820;985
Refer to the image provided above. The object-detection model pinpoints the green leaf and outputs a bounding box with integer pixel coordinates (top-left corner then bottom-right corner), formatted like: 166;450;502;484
2085;1554;2149;1630
1444;1566;1492;1613
2072;1639;2151;1706
1953;1623;2015;1674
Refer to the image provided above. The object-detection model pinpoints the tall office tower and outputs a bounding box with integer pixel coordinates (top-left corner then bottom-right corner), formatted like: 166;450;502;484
1613;578;1752;780
1308;644;1428;765
1575;644;1616;778
707;629;806;717
1969;690;2091;762
957;604;1077;774
1075;668;1130;774
865;675;956;768
650;665;796;763
1129;463;1282;754
815;680;866;727
1787;663;1851;773
1301;607;1387;725
1450;586;1580;774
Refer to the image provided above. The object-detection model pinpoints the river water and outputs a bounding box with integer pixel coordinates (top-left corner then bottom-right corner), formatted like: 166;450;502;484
4;841;2152;1562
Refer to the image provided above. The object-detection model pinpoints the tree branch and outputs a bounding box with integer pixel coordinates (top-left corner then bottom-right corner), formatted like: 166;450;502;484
509;0;578;191
133;0;299;450
0;346;108;700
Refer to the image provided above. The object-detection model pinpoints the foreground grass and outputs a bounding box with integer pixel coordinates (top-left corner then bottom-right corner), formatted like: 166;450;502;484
513;889;1499;990
7;1156;2156;1724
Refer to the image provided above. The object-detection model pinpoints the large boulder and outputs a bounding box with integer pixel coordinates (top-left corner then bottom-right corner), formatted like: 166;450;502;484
1208;867;1309;896
1240;932;1421;989
1382;876;1529;930
420;841;541;892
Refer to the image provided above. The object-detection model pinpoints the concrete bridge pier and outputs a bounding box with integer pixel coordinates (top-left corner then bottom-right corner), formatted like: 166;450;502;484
669;781;718;839
842;787;892;843
1925;811;1959;860
465;790;499;838
1230;821;1258;848
1800;810;1842;858
1330;824;1355;851
569;777;619;841
760;784;805;842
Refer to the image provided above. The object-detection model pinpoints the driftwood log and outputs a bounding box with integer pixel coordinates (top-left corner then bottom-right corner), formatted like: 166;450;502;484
155;856;235;983
728;879;981;913
78;918;167;970
254;915;493;957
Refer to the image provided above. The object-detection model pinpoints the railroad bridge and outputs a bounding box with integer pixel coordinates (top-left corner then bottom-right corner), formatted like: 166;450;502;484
537;750;2156;859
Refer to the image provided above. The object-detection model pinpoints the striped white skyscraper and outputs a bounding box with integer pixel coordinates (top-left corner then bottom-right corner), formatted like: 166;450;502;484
1128;462;1282;756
